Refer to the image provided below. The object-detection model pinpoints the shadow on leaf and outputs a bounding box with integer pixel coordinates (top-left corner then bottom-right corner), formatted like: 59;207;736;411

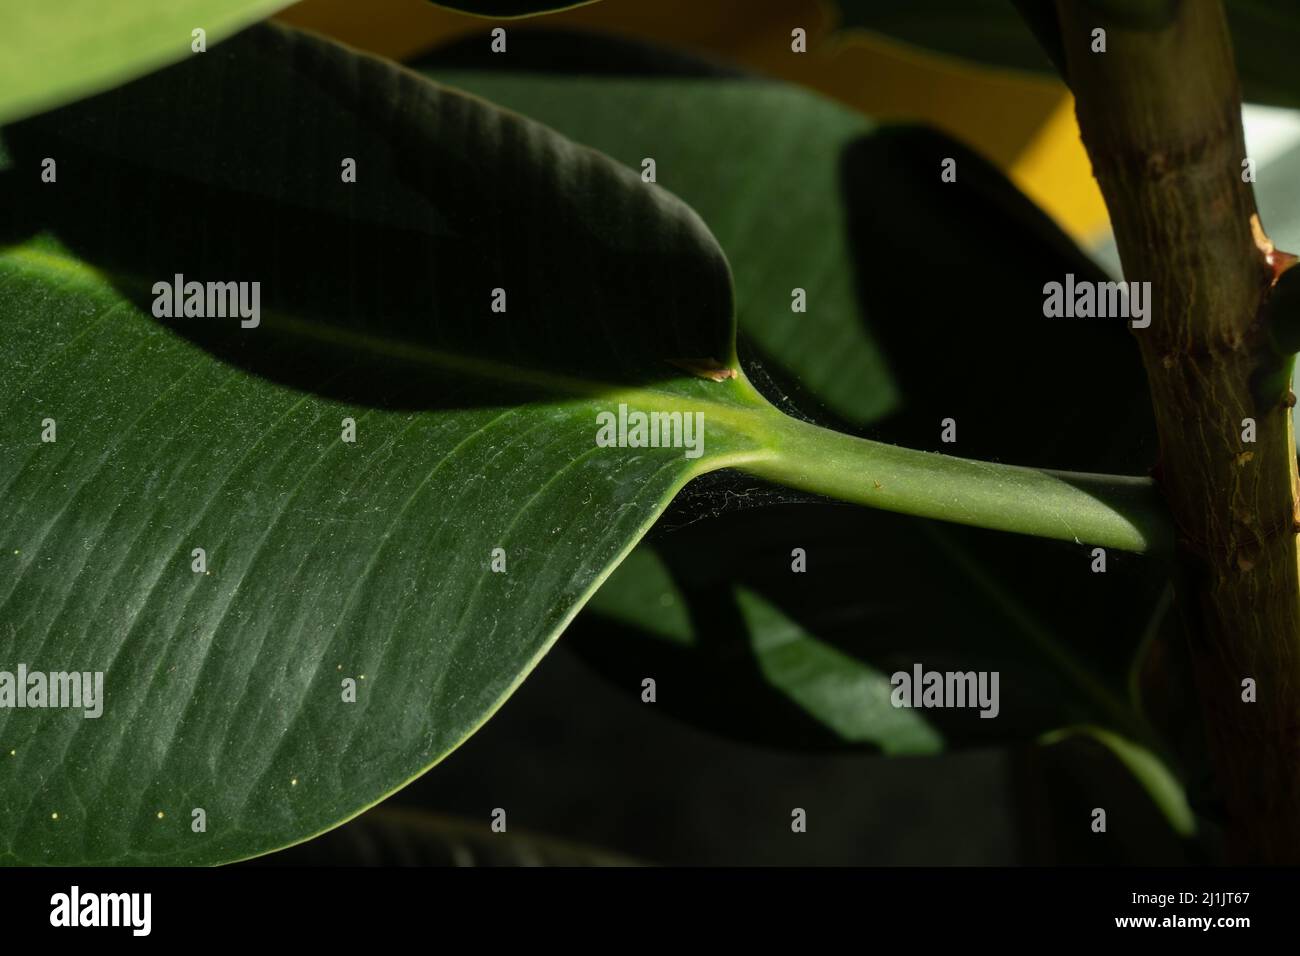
0;23;733;411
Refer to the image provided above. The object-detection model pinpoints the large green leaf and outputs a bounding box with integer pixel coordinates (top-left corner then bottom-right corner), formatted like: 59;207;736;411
0;0;294;125
418;44;1184;822
838;0;1300;109
0;22;779;866
1226;0;1300;108
0;22;1168;866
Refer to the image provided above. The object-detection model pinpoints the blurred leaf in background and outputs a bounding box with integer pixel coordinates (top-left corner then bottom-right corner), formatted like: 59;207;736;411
277;0;1110;243
838;0;1300;110
0;0;295;124
410;28;1190;839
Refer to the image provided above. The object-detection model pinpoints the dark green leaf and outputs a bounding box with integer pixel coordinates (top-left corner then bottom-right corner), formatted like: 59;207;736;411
417;64;898;427
838;0;1300;109
420;56;1175;794
0;22;1176;866
837;0;1056;73
0;22;765;865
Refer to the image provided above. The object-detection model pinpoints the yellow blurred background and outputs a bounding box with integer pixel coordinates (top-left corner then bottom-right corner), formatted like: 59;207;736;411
276;0;1110;244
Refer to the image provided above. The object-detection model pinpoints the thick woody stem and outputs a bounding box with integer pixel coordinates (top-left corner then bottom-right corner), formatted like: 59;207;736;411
1057;0;1300;862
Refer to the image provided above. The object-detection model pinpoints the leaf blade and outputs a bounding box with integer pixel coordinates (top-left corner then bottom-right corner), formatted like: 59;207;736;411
0;22;760;865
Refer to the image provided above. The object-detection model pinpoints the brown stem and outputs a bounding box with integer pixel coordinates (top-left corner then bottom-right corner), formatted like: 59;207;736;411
1056;0;1300;862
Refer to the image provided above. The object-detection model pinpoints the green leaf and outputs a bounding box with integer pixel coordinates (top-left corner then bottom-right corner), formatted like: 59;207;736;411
579;540;943;754
425;0;600;18
0;0;295;126
422;51;1180;807
0;22;765;866
415;61;1158;477
414;61;1155;465
0;23;1167;865
412;65;899;429
578;505;1165;749
838;0;1300;109
1039;727;1195;837
1227;0;1300;109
